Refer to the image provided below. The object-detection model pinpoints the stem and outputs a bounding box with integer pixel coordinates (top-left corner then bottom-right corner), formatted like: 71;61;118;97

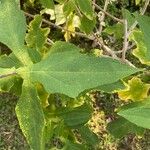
92;33;118;59
24;12;94;40
98;0;109;34
121;0;150;62
127;0;150;37
92;2;124;23
122;19;128;61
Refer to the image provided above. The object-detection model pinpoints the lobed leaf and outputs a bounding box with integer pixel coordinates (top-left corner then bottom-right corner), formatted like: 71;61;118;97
0;0;31;65
25;15;50;53
15;81;46;150
129;30;150;65
118;77;150;101
0;54;23;68
30;42;139;98
0;0;26;50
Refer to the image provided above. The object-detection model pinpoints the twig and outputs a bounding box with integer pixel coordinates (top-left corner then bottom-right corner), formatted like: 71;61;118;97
92;0;96;10
92;2;124;23
127;0;150;37
126;42;136;52
98;0;109;34
121;0;150;61
92;33;118;59
0;72;17;79
47;38;54;45
24;12;94;40
140;0;150;15
122;19;128;61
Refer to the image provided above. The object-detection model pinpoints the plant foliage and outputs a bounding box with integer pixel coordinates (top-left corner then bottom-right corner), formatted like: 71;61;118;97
0;0;150;149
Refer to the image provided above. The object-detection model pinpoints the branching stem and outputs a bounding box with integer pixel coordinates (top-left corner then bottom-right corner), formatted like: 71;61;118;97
24;12;94;40
92;2;124;23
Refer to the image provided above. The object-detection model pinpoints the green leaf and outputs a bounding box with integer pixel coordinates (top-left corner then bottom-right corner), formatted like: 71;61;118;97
0;53;23;68
107;117;145;139
63;140;86;150
40;0;54;9
80;16;96;34
135;0;142;5
79;126;99;146
29;42;139;98
104;23;124;39
118;77;150;101
136;15;150;65
75;0;94;20
9;77;23;96
25;15;50;53
49;41;80;54
27;48;42;63
122;9;135;28
63;0;76;16
0;0;31;65
129;30;150;65
118;98;150;129
0;0;25;49
0;76;15;92
57;104;92;127
97;80;125;93
15;81;46;150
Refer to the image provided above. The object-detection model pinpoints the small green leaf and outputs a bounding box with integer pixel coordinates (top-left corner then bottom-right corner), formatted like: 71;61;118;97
16;81;46;150
75;0;94;20
118;98;150;129
136;15;150;65
57;104;92;127
63;0;76;16
80;16;96;34
122;9;135;28
0;76;15;92
40;0;54;9
107;117;145;139
135;0;142;5
26;15;50;54
27;48;42;63
79;126;99;146
129;30;150;65
30;42;139;98
63;140;86;150
118;77;150;101
104;23;124;39
0;53;23;68
9;77;23;96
